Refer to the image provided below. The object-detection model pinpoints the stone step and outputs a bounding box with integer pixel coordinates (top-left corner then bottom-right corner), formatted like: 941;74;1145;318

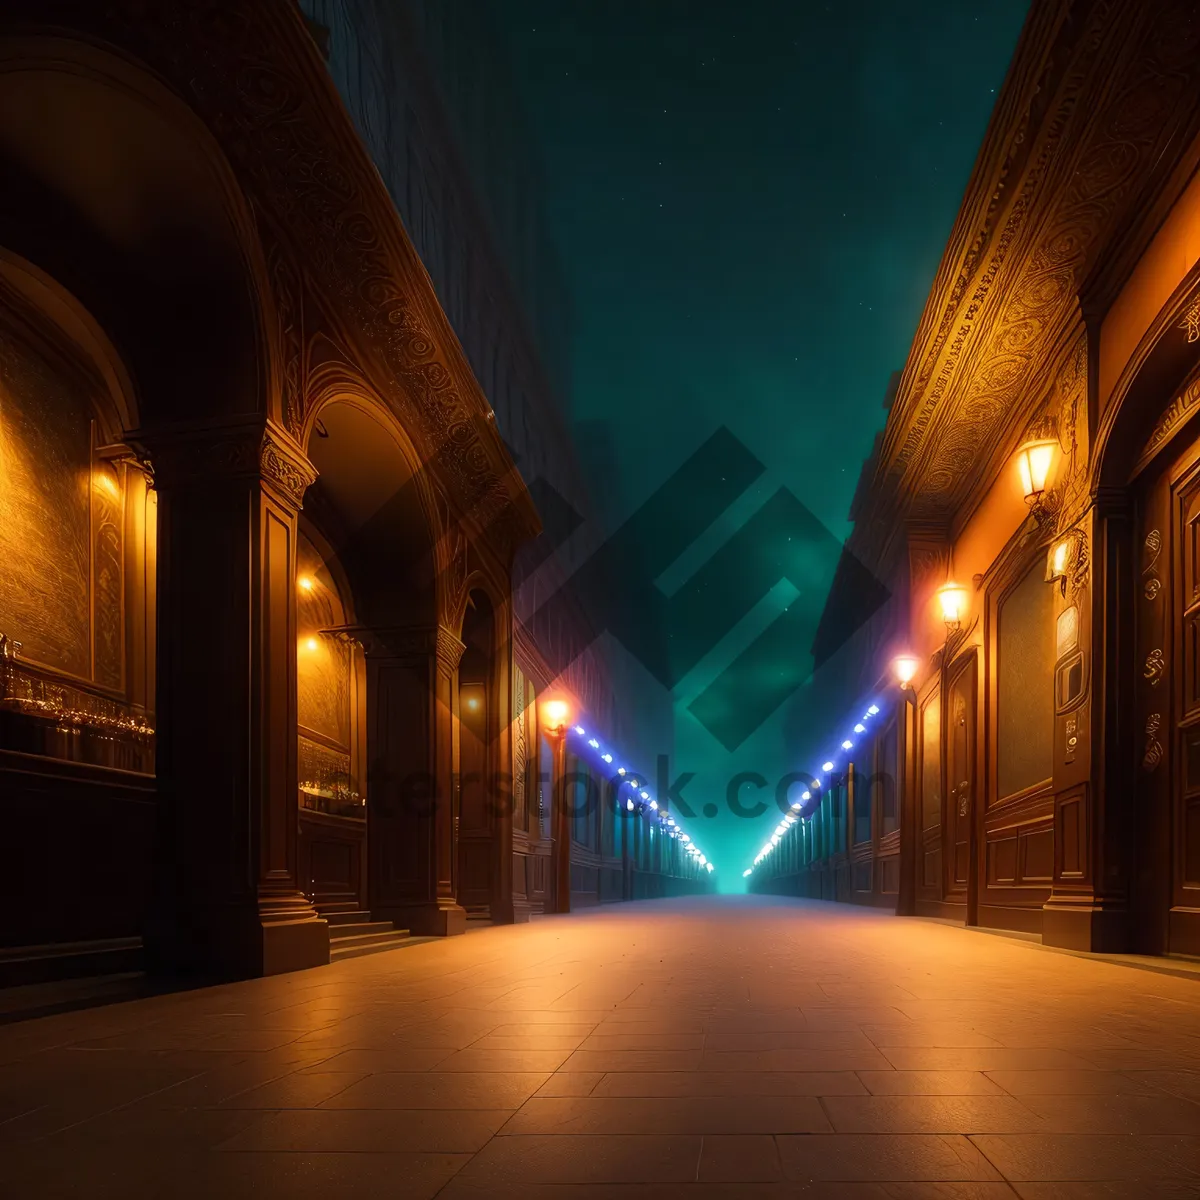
0;937;143;989
323;910;373;927
328;921;395;941
329;929;415;961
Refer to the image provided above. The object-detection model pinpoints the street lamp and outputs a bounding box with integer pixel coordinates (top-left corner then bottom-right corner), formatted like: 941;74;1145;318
540;698;572;913
542;698;570;736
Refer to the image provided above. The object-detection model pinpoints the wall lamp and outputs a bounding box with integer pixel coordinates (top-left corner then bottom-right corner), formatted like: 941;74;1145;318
1016;437;1059;525
1045;530;1078;596
892;653;920;696
937;580;968;631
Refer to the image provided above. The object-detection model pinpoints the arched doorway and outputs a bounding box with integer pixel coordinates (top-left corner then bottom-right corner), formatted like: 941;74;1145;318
1126;371;1200;957
295;530;366;915
303;397;459;939
0;250;156;962
457;589;497;918
1094;281;1200;958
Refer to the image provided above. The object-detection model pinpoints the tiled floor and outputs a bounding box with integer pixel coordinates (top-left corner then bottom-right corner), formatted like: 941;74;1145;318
2;895;1200;1198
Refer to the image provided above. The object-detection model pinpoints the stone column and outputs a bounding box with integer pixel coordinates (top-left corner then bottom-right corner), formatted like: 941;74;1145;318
361;624;466;936
549;731;570;913
1043;495;1133;951
490;596;515;925
139;419;329;977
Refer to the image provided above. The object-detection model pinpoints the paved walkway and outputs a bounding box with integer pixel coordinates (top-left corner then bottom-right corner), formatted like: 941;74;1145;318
2;896;1200;1198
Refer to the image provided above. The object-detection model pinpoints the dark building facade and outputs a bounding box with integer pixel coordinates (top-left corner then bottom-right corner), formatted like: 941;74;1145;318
749;0;1200;959
0;0;707;985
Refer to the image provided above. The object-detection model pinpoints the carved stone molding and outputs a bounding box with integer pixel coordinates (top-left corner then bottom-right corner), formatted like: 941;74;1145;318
1135;370;1200;476
1143;527;1163;600
1142;712;1163;771
1180;295;1200;344
863;0;1200;533
348;623;466;673
129;419;316;509
259;424;317;509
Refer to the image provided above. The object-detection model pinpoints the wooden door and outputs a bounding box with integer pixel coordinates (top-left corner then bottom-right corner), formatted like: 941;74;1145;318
916;685;943;906
1136;431;1200;956
1173;474;1200;953
946;654;977;910
457;680;493;911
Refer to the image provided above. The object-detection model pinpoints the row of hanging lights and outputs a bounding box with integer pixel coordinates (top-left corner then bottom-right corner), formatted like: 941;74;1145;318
741;699;884;878
541;700;716;875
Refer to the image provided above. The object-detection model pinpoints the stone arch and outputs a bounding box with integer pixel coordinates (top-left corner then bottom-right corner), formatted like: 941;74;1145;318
302;391;441;631
1093;263;1200;490
0;35;272;429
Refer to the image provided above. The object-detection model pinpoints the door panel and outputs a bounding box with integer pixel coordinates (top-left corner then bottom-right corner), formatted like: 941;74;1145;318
946;656;976;902
1136;430;1200;955
917;687;942;902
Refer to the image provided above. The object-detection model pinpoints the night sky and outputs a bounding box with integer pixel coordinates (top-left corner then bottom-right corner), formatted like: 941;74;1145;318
487;0;1030;882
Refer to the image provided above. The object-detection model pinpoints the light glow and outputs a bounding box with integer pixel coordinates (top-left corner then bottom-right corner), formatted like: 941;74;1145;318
937;581;968;627
1016;438;1057;500
893;654;919;686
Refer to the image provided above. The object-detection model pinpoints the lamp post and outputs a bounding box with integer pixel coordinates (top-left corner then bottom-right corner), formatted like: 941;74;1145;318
892;653;921;918
541;699;572;914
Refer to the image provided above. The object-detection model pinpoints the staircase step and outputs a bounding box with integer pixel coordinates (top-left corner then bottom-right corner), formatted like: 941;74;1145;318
323;910;373;927
328;921;394;940
0;938;143;988
329;930;415;961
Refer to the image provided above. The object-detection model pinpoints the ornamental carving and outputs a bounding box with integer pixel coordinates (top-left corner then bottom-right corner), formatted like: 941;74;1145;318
867;0;1200;530
1143;712;1163;772
1143;529;1163;600
1181;296;1200;344
1137;373;1200;475
1065;527;1090;597
28;0;538;559
350;624;465;673
259;428;316;509
1143;647;1165;686
133;422;315;508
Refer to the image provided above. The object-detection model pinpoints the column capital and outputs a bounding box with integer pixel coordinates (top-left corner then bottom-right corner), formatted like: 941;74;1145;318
128;418;317;511
344;623;465;673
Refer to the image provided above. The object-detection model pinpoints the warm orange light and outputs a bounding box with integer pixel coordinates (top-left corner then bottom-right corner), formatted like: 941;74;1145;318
1016;439;1057;502
893;654;920;686
304;637;318;652
1047;536;1071;582
92;467;120;502
937;581;968;629
541;698;570;733
298;576;315;593
465;694;480;712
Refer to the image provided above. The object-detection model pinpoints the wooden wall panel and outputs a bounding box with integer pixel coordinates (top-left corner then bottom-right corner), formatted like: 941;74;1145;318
0;750;154;947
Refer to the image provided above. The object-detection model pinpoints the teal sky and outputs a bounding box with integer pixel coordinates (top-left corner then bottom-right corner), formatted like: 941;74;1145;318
487;0;1031;883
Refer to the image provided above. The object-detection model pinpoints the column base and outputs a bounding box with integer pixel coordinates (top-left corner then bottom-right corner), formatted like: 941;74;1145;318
145;900;329;978
377;898;467;937
1042;899;1130;953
